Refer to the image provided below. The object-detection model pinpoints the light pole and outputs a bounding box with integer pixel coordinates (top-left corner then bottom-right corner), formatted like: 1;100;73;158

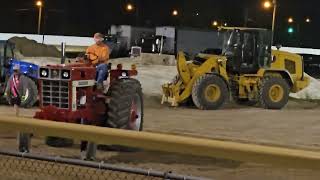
36;1;43;34
264;0;277;45
125;3;140;25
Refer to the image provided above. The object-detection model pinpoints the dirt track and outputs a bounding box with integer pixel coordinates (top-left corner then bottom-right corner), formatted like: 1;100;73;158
145;98;320;151
1;99;320;179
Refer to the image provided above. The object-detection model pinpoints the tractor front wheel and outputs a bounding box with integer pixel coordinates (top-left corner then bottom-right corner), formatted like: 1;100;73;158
259;77;289;109
104;78;143;151
192;74;228;110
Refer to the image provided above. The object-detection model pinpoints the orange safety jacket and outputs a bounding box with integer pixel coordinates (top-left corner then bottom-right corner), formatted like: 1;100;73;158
86;43;110;66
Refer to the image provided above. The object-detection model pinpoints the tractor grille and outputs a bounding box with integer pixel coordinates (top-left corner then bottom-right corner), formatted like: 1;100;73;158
42;80;69;109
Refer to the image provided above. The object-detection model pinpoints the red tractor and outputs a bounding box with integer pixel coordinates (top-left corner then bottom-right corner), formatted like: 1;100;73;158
18;62;143;159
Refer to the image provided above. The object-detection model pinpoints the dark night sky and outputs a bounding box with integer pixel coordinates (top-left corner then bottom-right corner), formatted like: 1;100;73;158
0;0;318;48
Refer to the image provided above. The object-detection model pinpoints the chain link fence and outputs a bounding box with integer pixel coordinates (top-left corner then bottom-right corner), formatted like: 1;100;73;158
0;150;207;180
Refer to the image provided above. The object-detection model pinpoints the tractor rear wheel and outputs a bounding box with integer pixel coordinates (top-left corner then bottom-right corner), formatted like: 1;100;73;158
192;74;228;110
259;77;289;109
107;78;143;130
103;78;143;152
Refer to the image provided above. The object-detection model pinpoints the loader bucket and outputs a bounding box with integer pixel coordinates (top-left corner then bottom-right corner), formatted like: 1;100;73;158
161;82;181;107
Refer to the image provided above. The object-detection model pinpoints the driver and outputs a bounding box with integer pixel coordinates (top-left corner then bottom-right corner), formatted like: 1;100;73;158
86;33;110;89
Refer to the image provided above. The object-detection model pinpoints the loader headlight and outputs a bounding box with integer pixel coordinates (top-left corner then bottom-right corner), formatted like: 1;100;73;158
40;68;49;78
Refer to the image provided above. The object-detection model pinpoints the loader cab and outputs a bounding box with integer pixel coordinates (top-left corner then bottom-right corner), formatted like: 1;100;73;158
221;28;272;74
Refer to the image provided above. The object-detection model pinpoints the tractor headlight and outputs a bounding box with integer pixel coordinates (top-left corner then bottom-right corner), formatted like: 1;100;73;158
63;72;69;78
61;70;70;79
121;72;127;77
40;68;49;78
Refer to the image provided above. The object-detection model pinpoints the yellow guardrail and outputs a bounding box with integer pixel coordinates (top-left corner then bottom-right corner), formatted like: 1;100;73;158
1;116;320;169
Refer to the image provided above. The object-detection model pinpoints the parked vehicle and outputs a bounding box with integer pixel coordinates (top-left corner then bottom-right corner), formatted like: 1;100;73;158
0;40;38;108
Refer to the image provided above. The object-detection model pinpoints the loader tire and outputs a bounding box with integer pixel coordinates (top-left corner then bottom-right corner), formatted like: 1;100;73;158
107;78;143;131
259;77;289;109
192;74;228;110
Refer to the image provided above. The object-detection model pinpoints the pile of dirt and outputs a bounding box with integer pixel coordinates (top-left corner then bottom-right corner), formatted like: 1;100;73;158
290;74;320;100
9;37;61;58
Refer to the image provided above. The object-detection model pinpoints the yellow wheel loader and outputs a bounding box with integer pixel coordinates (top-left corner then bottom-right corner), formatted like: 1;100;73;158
162;27;310;110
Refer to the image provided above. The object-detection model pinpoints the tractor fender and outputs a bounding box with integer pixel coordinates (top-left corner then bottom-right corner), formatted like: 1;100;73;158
263;69;294;87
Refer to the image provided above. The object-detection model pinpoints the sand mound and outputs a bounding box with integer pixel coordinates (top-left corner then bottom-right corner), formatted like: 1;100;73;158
290;74;320;100
6;37;69;66
9;37;61;58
